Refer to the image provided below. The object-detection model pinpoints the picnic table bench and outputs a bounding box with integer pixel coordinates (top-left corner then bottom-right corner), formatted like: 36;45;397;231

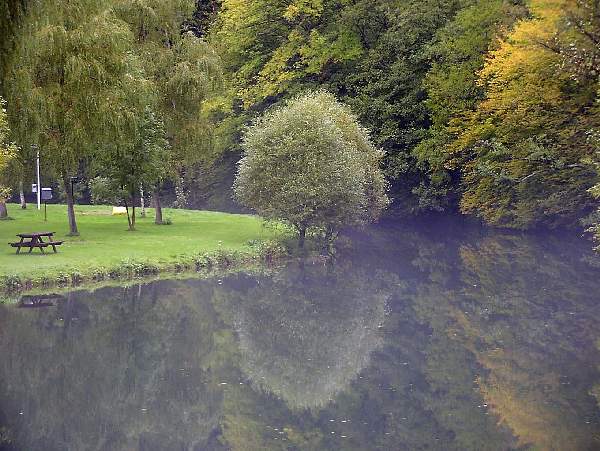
9;232;64;254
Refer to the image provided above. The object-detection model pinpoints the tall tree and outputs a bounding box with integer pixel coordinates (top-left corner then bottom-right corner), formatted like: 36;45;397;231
211;0;471;215
0;0;26;94
1;0;31;209
0;97;16;219
114;0;221;218
100;108;170;231
449;0;600;229
414;0;527;212
5;0;143;235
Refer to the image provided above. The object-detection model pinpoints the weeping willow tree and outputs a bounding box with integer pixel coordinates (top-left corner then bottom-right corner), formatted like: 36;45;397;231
113;0;222;220
0;97;15;219
0;0;26;92
1;0;29;209
5;0;147;235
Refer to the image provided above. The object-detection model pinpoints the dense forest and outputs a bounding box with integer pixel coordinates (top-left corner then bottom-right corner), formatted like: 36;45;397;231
1;0;599;234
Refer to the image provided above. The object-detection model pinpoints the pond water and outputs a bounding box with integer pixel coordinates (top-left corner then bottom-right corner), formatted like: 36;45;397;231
1;218;600;451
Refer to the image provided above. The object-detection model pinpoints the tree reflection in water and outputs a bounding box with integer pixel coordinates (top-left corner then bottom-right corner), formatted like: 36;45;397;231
215;260;394;410
0;221;599;450
456;234;600;451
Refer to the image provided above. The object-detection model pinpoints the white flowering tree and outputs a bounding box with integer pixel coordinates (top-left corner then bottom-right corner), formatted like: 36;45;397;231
234;91;389;248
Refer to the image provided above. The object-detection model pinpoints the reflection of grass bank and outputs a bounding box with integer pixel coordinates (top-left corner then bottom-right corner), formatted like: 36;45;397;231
0;204;289;294
0;263;285;304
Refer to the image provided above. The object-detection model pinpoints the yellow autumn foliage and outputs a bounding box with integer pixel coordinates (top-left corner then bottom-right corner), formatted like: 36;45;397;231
449;0;599;228
453;0;571;151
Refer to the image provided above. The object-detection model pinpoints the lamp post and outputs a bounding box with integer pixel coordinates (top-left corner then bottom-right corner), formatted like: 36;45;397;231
33;145;41;210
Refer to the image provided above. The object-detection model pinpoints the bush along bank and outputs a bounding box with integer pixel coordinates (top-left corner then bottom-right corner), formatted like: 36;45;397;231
0;239;286;296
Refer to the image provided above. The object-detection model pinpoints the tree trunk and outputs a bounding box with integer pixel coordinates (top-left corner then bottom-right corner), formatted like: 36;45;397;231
140;184;146;218
174;172;187;209
153;189;163;225
322;225;335;255
298;227;306;249
124;200;133;231
131;203;136;230
0;200;7;219
62;175;79;236
19;180;26;209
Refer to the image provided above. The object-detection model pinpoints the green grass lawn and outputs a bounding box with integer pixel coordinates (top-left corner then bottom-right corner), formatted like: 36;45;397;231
0;203;282;283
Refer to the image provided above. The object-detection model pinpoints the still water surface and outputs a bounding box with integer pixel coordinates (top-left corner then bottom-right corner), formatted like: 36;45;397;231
1;219;600;450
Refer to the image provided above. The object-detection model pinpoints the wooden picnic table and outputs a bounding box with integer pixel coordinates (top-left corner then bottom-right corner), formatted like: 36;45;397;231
9;232;64;254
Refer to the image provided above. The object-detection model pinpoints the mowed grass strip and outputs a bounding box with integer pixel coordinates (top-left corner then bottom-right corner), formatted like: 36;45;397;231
0;204;281;279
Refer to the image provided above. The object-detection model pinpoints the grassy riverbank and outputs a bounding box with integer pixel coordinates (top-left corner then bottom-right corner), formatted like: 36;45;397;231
0;204;287;293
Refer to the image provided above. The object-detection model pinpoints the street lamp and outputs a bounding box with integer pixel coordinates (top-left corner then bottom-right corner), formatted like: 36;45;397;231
32;144;41;210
